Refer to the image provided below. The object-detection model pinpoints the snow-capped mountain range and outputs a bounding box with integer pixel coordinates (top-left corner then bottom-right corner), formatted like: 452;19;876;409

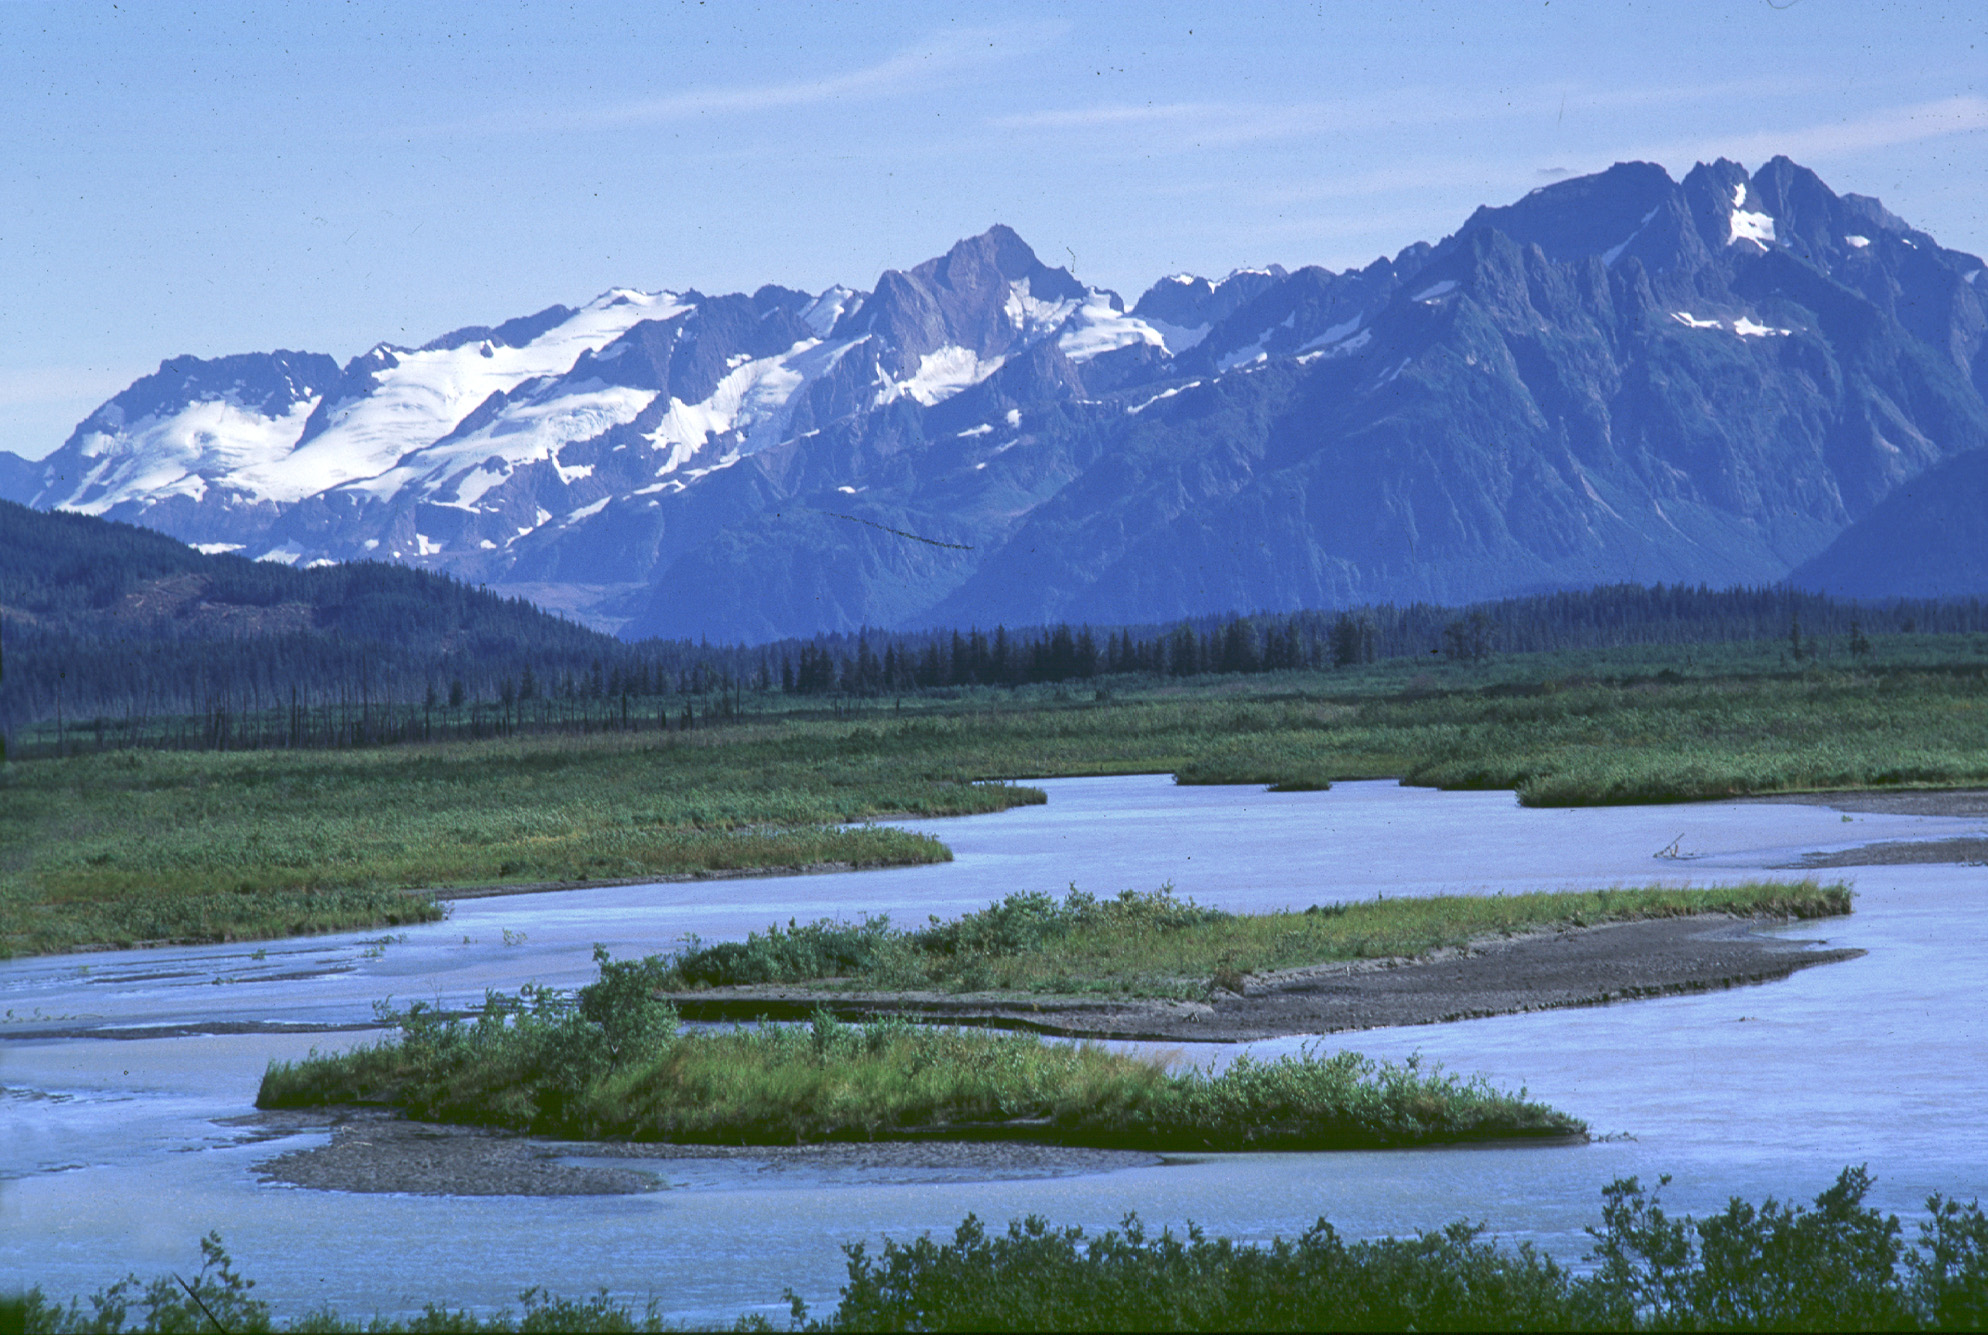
12;157;1988;638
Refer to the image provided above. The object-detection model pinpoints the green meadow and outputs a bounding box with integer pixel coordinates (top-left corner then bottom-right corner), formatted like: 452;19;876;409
3;636;1982;956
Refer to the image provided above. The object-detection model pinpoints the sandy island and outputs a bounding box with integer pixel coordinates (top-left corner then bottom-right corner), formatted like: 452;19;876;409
249;1110;1164;1197
659;915;1861;1043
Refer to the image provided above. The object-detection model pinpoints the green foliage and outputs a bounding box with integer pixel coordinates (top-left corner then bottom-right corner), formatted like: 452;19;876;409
1582;1167;1988;1332
17;1174;1988;1330
669;917;901;988
20;1230;273;1333
1176;668;1988;804
1911;1191;1988;1331
661;882;1848;1001
822;1169;1988;1331
257;953;1581;1149
826;1212;1580;1333
912;886;1227;960
0;732;1012;956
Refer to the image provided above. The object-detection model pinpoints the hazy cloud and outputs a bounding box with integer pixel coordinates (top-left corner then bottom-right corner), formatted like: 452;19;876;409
411;22;1064;139
990;73;1883;154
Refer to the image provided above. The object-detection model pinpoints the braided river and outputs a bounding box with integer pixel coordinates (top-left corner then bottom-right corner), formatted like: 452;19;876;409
5;776;1985;1324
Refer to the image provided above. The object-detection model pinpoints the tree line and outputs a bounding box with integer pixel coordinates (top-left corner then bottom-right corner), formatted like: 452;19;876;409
10;576;1988;759
768;584;1988;695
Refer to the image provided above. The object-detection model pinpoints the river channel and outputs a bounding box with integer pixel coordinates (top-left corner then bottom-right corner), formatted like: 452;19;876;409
4;776;1985;1324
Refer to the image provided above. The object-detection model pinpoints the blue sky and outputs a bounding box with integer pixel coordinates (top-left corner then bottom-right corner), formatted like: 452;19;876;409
2;0;1983;459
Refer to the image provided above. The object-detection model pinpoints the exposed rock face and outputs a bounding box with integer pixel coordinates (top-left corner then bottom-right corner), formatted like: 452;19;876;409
14;156;1987;638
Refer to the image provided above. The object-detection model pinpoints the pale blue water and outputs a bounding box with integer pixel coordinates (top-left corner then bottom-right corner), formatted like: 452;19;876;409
4;778;1984;1324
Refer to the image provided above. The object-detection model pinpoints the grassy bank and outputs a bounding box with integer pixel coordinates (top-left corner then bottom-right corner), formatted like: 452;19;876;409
662;881;1851;1001
0;734;1029;955
258;950;1582;1150
18;1167;1988;1331
5;643;1979;956
1171;668;1988;803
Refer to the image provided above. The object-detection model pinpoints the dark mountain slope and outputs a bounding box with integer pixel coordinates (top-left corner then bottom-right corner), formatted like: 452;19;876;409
911;211;1988;628
1791;447;1988;599
0;500;635;728
0;451;38;505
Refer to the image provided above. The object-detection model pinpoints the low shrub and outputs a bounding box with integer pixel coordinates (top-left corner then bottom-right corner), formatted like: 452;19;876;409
17;1169;1988;1330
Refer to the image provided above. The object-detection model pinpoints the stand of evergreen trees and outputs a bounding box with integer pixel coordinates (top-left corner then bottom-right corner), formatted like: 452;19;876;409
8;497;1988;757
765;584;1988;695
9;580;1987;760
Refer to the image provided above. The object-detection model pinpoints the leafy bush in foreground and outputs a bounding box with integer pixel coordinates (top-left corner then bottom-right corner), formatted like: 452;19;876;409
15;1169;1988;1330
823;1168;1988;1331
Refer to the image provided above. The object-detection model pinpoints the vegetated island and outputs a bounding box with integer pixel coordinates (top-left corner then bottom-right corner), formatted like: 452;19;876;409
257;974;1585;1160
256;882;1851;1178
652;881;1859;1042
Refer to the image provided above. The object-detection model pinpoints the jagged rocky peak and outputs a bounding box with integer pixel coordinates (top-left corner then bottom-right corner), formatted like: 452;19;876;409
19;155;1988;637
1447;160;1724;282
1458;161;1679;264
831;224;1089;373
1678;157;1767;254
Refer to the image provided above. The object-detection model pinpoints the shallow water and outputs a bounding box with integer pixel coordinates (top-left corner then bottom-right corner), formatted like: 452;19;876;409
4;778;1984;1323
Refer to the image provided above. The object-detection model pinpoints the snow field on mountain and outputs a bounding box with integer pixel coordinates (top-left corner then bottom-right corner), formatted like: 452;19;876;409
59;397;321;514
879;345;1010;407
663;339;824;456
1729;183;1778;248
387;382;660;510
236;290;688;506
1055;291;1168;361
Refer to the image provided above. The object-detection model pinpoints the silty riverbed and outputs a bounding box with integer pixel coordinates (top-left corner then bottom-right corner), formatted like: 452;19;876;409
4;777;1985;1325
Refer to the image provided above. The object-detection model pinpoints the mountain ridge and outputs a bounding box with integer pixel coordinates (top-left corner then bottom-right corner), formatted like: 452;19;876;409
9;154;1986;640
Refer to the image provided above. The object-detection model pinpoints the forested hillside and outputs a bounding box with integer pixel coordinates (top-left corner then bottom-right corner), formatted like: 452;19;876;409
9;497;1988;759
0;501;682;740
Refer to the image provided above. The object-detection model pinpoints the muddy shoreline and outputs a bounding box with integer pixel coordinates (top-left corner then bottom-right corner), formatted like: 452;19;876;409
1749;787;1988;867
1745;787;1988;818
663;914;1860;1043
250;1110;1165;1197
